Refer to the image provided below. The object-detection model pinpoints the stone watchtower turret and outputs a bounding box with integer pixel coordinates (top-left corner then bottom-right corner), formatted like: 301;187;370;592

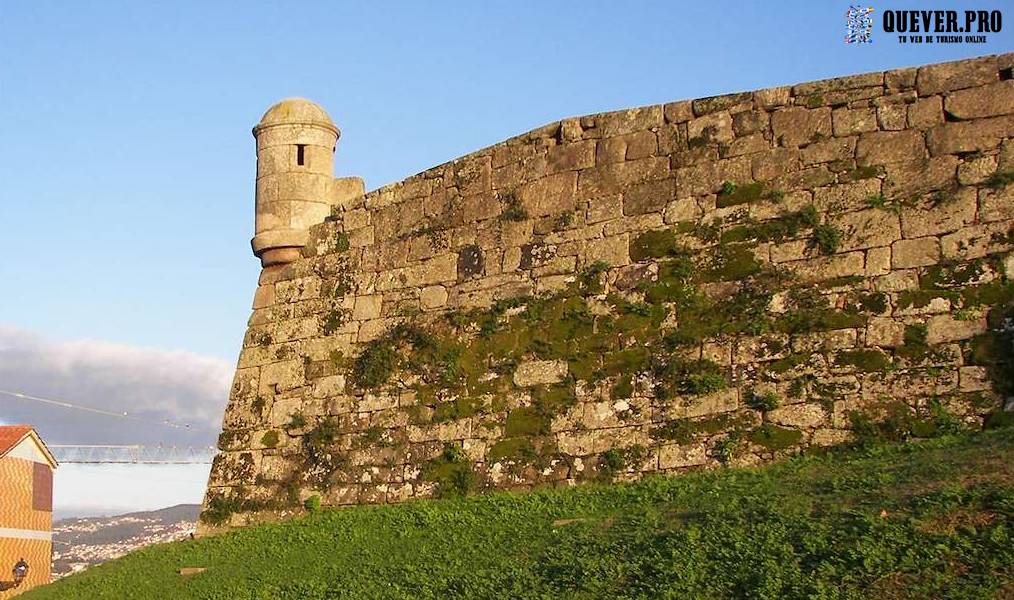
251;98;363;267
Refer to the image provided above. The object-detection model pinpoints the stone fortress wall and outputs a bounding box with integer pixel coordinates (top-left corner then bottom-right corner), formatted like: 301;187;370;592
200;53;1014;532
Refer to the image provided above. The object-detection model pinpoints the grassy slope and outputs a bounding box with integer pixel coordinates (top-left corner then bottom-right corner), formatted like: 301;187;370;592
27;430;1014;600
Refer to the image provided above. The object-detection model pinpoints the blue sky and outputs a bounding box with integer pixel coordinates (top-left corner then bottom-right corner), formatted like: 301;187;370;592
0;1;1010;514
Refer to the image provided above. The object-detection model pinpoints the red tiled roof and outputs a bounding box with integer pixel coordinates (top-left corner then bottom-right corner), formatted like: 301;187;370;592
0;425;34;456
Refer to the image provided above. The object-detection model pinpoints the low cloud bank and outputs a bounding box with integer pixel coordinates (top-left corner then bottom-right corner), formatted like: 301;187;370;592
0;325;232;446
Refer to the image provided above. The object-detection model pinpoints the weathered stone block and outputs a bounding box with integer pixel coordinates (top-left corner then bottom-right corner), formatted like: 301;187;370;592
916;56;997;95
723;133;769;158
925;116;1014;156
732;110;769;136
907;96;943;128
547;141;595;173
252;285;275;309
867;317;905;348
419;285;448;310
259;360;304;396
662;389;739;420
899;187;977;238
784;252;865;282
792;329;858;353
769;239;814;263
693;92;753;116
831;209;902;252
945;81;1014;119
812;179;881;214
768;404;826;428
801;137;856;166
958;155;998;185
754;86;791;109
855;130;925;166
688;112;734;144
770;166;835;192
663;197;702;224
831;107;880;136
519;172;578;218
886;67;917;91
624;131;659;160
771;107;831;147
586;194;623;224
751;148;801;181
359;393;398;412
941;222;1014;260
877;103;908;131
891;237;940;269
622;178;673;216
578;157;669;197
979;185;1014;223
352;295;382;320
882;156;958;198
513;360;568;387
658;443;707;469
664;100;694;124
926;314;986;345
586;235;630;267
595;106;663;137
794;72;883;96
457;193;501;224
958;366;991;392
865;246;892;276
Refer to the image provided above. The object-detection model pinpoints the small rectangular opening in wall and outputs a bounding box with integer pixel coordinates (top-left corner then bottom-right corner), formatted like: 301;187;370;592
296;144;306;166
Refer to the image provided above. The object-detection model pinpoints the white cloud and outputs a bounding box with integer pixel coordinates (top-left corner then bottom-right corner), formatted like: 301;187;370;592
0;325;232;446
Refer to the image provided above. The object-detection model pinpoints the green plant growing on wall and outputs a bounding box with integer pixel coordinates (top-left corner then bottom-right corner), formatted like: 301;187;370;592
578;261;610;295
499;190;528;221
812;224;842;255
747;390;780;412
321;306;351;336
422;443;475;498
334;231;351;253
286;412;307;430
260;430;280;449
713;434;741;463
652;358;726;399
835;349;893;373
848;399;964;447
865;193;900;213
598;448;626;479
773;287;867;334
686;124;717;149
983;170;1014;189
719;206;818;245
716;181;786;209
299;417;344;488
554;211;574;230
303;494;322;512
748;424;802;451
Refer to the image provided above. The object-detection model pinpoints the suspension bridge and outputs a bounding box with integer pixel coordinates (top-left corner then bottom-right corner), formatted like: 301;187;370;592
2;388;219;464
48;445;217;464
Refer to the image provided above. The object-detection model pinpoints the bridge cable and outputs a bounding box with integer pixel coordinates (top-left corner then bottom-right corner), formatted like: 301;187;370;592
0;389;193;429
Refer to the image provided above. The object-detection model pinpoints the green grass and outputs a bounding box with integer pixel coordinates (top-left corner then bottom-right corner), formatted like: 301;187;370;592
27;429;1014;599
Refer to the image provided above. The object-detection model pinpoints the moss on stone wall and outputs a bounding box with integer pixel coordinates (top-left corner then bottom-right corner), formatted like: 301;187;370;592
206;55;1014;527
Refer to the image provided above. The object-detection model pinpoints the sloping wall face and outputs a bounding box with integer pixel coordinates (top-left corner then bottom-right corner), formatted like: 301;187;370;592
201;53;1014;531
